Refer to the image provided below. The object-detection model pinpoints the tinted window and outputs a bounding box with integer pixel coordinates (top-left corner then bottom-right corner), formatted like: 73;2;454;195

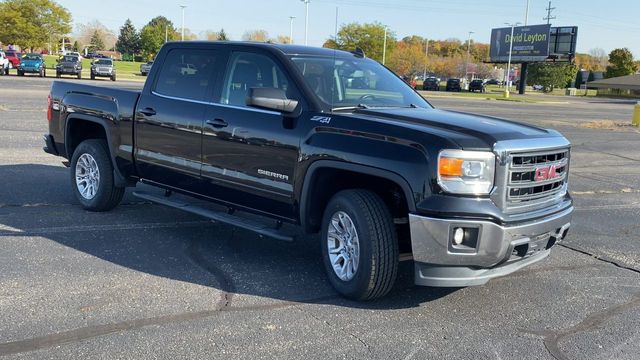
62;56;78;62
221;52;295;107
154;49;218;102
94;59;112;65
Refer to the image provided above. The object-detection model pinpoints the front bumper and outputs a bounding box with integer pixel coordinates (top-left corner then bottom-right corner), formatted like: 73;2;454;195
409;205;572;287
19;67;42;73
57;68;80;74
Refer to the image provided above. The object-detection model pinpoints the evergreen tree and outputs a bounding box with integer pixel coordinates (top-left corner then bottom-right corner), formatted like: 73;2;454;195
218;28;228;41
90;30;105;50
116;19;141;56
605;48;637;78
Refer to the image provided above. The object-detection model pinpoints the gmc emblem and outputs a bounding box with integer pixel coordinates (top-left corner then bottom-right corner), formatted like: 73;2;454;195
535;165;558;182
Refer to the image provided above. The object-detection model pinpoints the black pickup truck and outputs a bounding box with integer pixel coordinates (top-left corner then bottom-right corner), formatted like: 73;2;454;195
44;42;573;300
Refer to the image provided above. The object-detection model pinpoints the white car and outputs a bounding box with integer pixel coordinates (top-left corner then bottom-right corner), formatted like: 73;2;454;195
0;51;9;75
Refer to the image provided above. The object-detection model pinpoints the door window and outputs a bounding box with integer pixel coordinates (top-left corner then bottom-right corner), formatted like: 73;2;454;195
154;49;218;102
220;52;296;107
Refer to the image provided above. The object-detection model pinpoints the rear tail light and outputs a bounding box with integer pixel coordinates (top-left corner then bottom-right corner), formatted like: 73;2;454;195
47;94;52;122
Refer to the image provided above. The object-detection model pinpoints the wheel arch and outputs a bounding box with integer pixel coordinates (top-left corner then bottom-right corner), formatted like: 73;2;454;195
299;160;416;234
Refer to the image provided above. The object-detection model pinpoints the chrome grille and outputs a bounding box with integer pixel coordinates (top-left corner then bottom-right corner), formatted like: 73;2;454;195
505;148;569;211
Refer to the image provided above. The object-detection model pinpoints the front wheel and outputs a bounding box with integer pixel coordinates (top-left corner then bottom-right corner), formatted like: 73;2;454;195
70;139;125;211
321;190;399;300
77;72;82;79
111;74;116;81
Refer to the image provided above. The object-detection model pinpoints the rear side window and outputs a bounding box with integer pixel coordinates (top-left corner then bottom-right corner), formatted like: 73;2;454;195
154;49;218;102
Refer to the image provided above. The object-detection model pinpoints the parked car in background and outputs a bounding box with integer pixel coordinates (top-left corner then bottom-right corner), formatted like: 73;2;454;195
67;52;82;59
5;51;22;69
18;53;46;77
56;55;82;79
468;79;486;93
533;84;544;91
485;78;501;85
422;77;440;91
402;76;417;89
445;78;462;92
91;58;116;81
0;51;9;75
140;61;153;76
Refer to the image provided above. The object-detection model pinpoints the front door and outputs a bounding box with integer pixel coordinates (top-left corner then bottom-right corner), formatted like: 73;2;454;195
135;47;222;192
200;51;302;219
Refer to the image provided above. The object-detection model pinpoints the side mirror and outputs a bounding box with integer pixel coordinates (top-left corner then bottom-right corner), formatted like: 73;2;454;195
246;87;298;113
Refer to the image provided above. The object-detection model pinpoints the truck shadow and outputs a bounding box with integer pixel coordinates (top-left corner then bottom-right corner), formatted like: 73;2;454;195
0;164;458;310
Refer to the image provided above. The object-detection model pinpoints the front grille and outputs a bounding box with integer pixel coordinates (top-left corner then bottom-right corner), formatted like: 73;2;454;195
505;148;569;211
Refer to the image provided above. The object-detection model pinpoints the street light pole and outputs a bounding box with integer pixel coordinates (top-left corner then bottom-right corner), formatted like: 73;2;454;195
504;22;521;98
464;31;474;82
180;5;187;41
301;0;310;45
289;16;296;44
422;39;429;80
382;26;387;65
525;0;530;25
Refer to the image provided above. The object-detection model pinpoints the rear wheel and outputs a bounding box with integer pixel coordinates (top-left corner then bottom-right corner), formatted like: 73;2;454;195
70;139;125;212
321;190;399;300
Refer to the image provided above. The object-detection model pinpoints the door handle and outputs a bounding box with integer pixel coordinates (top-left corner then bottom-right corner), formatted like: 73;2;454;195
139;107;156;116
206;118;229;128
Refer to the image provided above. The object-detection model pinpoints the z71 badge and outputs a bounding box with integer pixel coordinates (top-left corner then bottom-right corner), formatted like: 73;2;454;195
310;115;332;124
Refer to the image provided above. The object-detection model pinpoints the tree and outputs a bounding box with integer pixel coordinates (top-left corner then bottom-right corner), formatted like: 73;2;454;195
217;28;228;41
72;40;80;52
528;63;578;92
242;29;269;42
605;48;637;78
0;0;72;50
140;16;178;59
76;20;117;52
387;40;425;77
116;19;140;56
90;30;105;50
326;22;396;63
589;48;608;70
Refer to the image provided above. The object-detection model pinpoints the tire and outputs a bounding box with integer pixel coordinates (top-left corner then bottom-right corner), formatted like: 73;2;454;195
77;72;82;79
90;73;95;80
111;74;116;81
39;68;44;77
70;139;125;212
321;189;399;300
56;72;60;78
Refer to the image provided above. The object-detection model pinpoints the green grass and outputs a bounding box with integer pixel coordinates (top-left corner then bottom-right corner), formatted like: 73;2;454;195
43;55;147;81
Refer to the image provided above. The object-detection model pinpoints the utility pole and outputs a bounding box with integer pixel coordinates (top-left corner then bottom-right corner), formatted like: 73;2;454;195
504;22;521;98
180;5;187;41
165;26;168;43
464;31;474;83
525;0;530;25
382;26;387;65
544;1;556;24
301;0;310;45
422;39;429;80
289;16;296;44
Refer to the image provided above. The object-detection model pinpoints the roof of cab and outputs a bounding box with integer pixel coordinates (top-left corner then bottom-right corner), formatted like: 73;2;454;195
165;41;358;58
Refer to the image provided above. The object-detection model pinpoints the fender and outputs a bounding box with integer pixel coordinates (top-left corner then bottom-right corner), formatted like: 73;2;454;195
299;160;417;232
64;114;133;187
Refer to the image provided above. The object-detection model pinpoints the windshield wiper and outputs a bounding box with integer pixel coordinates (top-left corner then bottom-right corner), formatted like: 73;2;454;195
331;103;371;112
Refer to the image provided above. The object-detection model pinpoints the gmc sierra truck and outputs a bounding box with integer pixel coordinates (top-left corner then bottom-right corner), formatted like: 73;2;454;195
44;42;573;300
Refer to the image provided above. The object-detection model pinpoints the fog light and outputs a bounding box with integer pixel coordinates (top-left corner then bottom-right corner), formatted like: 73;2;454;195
453;228;464;245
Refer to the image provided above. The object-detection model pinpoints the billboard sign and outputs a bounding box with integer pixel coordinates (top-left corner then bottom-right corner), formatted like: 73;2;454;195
490;24;551;62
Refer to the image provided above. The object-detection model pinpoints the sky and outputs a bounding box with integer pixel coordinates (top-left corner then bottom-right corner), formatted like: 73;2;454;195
59;0;640;56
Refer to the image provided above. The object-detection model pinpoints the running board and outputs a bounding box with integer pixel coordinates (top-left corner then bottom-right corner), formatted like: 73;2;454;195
133;191;294;242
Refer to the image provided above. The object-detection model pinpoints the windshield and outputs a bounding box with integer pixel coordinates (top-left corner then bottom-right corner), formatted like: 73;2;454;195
95;59;112;65
290;55;431;110
23;54;40;61
62;56;78;62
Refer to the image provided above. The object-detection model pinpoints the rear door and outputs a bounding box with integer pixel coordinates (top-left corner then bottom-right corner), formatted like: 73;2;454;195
199;50;303;219
134;47;223;192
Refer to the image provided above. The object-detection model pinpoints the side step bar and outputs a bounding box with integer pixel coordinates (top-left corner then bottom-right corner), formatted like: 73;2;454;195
133;191;294;242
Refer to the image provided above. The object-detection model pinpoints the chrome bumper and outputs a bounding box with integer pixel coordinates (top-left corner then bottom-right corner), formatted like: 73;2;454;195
409;206;572;287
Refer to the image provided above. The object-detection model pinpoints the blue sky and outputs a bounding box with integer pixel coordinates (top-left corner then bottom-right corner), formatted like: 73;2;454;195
60;0;639;56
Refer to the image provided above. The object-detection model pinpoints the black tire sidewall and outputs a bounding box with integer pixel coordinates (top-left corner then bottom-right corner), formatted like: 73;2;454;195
70;140;119;211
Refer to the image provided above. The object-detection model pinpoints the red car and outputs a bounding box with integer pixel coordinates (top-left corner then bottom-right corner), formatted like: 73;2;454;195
5;51;22;69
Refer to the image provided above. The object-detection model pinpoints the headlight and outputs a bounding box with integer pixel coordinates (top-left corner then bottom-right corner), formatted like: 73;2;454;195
437;149;495;195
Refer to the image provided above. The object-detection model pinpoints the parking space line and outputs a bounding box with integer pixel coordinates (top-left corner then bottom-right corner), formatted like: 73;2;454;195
0;220;214;236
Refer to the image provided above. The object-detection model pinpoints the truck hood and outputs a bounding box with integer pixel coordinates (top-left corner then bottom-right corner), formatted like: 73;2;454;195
353;107;559;150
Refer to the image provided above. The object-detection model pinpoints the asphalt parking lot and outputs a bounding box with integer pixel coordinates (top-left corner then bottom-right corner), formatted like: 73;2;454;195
1;76;639;359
